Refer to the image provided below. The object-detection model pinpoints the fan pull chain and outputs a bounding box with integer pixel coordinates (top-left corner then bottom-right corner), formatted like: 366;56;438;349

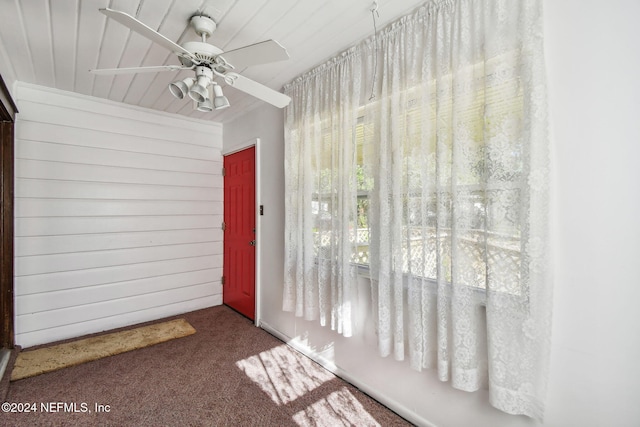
369;2;380;101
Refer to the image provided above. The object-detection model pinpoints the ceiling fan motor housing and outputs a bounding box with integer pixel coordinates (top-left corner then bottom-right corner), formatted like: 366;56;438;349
179;15;221;68
179;41;224;67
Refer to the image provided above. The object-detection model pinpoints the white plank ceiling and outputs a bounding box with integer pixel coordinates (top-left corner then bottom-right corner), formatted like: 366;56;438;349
0;0;425;123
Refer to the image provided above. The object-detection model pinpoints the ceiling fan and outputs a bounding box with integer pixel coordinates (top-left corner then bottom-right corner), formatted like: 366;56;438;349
90;8;291;111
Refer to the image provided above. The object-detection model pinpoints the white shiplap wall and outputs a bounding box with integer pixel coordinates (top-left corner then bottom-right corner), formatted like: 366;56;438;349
13;82;223;348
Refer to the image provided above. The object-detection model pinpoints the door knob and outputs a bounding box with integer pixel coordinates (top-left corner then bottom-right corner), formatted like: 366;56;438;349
249;240;256;246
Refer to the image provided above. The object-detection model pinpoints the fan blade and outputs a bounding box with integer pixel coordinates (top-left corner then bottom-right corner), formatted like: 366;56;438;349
100;8;195;60
90;65;192;75
225;73;291;108
221;40;289;69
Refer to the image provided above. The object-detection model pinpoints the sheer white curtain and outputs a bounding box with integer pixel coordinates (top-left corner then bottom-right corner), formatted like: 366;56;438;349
283;52;366;337
284;0;551;419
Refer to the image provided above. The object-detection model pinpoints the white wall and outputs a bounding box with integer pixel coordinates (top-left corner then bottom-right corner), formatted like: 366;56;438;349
543;0;640;425
14;83;223;348
223;104;292;338
225;2;640;426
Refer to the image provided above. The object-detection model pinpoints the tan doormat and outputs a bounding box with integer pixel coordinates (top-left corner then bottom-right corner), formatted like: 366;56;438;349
11;318;196;381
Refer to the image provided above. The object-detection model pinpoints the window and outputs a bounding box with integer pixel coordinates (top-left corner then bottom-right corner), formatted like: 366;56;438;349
284;1;551;418
311;55;526;294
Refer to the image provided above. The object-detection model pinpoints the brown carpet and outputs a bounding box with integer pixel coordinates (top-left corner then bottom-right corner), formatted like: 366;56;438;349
1;305;412;426
11;319;196;381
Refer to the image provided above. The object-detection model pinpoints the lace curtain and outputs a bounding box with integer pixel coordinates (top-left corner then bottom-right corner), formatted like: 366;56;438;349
283;0;552;419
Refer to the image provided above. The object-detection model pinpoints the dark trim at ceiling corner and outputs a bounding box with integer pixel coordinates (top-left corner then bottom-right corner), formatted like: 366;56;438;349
0;75;17;122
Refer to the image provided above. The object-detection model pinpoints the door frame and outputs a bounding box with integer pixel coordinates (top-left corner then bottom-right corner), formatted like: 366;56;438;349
0;74;17;349
222;138;261;326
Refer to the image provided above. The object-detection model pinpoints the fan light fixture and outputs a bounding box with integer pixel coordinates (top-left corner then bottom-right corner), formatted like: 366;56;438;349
213;83;230;110
168;77;194;99
197;98;213;112
169;66;229;111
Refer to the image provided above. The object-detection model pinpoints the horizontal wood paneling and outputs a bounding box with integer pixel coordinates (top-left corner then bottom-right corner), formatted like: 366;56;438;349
15;215;222;236
15;242;221;276
14;84;224;347
15;84;222;140
15;199;221;218
17;140;217;175
18;282;217;331
15;229;221;257
17;98;217;147
17;121;219;160
16;159;221;187
16;179;221;202
16;256;221;295
16;296;222;348
16;269;220;312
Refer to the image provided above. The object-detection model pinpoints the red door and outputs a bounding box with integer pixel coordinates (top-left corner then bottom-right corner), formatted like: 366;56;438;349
223;147;256;320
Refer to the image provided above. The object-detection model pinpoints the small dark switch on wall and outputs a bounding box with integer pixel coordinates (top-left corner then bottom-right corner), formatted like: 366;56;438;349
260;205;264;215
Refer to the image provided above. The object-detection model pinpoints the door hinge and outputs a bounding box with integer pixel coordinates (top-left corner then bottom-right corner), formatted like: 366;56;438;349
222;167;226;176
221;221;226;231
221;276;225;285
